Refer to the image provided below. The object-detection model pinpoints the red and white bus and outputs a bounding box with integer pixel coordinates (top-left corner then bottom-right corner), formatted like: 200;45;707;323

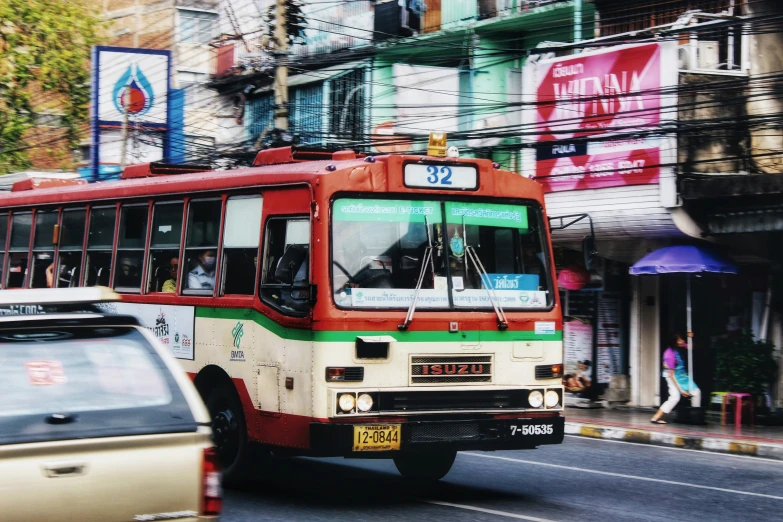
0;141;566;482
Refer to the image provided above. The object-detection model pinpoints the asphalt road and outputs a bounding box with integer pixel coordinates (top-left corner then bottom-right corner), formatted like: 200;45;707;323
223;436;783;521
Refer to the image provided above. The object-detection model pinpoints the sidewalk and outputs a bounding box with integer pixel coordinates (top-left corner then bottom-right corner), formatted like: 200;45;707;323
564;406;783;460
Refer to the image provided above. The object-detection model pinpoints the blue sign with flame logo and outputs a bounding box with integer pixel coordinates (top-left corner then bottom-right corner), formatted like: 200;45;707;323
112;63;155;116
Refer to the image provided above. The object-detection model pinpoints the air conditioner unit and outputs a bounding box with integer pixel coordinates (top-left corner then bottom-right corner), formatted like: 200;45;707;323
677;46;692;70
679;41;721;71
698;41;720;69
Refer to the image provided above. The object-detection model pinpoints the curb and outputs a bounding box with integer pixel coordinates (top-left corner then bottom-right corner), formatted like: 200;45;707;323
564;421;783;461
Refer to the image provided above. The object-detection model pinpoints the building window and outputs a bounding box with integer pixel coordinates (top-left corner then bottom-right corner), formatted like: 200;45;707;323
179;10;217;44
184;135;216;162
247;93;274;144
291;84;323;145
329;68;366;142
179;71;211;105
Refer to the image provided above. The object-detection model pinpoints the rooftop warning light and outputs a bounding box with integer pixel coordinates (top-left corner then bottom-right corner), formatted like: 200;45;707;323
427;132;447;157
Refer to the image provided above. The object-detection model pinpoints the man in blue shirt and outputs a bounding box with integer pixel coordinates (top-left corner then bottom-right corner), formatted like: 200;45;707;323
188;249;216;290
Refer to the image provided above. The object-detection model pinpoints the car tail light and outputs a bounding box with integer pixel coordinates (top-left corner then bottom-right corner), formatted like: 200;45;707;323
202;447;222;516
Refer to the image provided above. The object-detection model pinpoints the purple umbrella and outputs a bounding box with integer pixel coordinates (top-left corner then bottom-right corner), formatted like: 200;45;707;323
630;245;738;393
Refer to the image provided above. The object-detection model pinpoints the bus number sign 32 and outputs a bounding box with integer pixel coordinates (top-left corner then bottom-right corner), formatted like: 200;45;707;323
404;163;478;190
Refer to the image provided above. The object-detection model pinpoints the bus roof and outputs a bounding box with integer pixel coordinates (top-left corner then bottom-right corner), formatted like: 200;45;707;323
0;152;544;208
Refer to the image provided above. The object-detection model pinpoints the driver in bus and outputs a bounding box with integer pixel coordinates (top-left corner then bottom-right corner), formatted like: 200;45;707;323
188;249;216;290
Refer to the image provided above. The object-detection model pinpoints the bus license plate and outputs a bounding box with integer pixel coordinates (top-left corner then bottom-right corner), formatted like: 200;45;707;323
510;424;553;436
353;425;401;452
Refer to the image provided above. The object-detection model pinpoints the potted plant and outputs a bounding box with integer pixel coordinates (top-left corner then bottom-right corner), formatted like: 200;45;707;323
713;331;778;422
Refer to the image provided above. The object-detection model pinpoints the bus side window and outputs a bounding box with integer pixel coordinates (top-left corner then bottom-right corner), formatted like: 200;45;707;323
56;208;86;288
30;210;58;288
183;199;222;296
220;195;262;296
260;217;310;316
85;207;116;287
114;204;149;292
147;202;184;293
7;212;32;288
0;213;9;288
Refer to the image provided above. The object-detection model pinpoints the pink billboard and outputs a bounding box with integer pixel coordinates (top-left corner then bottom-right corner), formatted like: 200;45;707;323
524;42;677;193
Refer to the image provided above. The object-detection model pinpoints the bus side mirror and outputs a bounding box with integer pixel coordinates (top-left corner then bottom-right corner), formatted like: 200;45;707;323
582;235;597;271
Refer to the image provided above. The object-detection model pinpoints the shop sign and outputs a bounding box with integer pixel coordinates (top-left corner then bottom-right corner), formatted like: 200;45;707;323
523;42;678;193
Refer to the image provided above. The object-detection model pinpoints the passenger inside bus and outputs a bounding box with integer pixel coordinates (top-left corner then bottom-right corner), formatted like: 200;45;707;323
188;249;216;290
162;257;178;292
115;255;141;288
29;252;53;288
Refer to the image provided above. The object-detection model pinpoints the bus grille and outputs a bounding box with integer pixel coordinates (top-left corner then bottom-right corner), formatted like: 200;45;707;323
377;390;528;412
409;422;480;442
410;355;493;384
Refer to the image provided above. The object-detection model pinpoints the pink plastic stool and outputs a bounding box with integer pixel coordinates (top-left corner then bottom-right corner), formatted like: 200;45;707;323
721;393;754;427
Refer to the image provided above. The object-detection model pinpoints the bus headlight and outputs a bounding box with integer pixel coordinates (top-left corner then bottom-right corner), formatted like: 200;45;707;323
545;390;560;408
528;390;544;409
338;393;356;413
357;393;374;412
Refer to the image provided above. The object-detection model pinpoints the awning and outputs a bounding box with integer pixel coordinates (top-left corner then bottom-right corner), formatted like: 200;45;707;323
253;60;368;95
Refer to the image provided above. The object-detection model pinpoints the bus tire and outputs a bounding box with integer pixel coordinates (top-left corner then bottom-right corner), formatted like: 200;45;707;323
392;449;457;481
206;383;250;485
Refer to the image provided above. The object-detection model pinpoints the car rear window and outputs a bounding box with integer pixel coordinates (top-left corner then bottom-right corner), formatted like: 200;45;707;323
0;326;198;445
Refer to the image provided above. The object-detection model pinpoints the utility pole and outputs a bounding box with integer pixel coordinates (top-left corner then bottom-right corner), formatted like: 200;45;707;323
119;86;130;170
273;0;289;130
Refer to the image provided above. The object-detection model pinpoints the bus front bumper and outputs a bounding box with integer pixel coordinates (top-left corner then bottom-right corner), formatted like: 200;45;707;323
309;415;564;457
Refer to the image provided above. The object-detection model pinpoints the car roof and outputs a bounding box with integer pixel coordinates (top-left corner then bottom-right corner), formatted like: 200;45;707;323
0;313;141;329
0;287;119;306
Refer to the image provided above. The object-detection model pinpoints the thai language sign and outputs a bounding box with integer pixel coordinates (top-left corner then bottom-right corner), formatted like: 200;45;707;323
97;302;195;360
333;199;441;223
334;199;530;230
522;42;677;192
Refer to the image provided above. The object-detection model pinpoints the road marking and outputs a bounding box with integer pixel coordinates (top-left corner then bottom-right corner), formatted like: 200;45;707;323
464;453;783;501
424;500;556;522
564;434;783;464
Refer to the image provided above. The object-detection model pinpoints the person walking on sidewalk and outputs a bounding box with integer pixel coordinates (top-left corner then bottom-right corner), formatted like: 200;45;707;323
651;333;701;424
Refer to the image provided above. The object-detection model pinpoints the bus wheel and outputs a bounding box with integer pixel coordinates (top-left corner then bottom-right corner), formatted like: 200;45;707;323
392;450;457;481
206;384;249;485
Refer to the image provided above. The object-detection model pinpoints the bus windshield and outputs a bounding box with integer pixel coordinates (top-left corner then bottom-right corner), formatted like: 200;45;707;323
332;198;553;310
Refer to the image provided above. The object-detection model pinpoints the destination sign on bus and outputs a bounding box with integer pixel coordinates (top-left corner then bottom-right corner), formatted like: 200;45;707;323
404;163;478;190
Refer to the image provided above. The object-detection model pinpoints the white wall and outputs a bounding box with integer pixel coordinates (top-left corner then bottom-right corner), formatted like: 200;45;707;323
630;275;661;407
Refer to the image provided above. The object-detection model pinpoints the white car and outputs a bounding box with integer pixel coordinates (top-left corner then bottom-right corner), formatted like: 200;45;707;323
0;288;221;522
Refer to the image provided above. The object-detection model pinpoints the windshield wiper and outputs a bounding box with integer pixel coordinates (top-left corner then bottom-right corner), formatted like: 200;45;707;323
398;246;433;331
463;219;508;330
399;218;435;331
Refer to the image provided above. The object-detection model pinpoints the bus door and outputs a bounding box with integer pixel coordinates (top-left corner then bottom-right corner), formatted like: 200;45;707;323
255;186;313;421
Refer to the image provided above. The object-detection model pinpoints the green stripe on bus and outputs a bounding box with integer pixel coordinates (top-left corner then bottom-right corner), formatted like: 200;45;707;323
196;307;562;343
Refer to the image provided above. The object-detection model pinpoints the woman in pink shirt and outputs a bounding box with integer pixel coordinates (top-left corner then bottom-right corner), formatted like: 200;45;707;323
650;333;701;424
